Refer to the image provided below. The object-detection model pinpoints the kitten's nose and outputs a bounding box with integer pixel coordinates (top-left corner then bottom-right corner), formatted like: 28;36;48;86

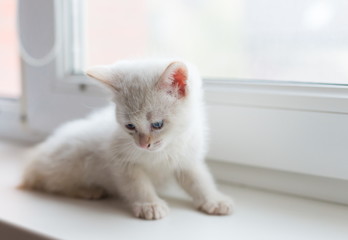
139;135;151;149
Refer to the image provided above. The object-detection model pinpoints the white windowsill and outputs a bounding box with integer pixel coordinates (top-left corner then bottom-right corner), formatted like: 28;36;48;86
1;140;348;240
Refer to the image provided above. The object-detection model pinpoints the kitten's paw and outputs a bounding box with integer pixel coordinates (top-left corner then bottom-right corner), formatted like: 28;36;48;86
132;200;170;220
198;195;234;215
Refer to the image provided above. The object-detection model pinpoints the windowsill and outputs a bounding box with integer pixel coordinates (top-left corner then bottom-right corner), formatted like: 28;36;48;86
1;140;348;240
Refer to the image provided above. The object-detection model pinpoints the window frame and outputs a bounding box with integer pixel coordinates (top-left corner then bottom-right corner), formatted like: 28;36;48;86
1;0;347;202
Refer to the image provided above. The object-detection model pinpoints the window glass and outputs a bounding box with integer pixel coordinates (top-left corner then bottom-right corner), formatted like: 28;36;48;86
0;0;21;98
86;0;348;84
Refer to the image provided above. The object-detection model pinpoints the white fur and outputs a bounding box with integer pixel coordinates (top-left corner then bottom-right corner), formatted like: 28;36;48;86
21;59;233;220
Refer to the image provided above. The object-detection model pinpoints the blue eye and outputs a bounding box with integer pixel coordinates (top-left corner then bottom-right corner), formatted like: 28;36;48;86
125;123;136;130
151;120;164;129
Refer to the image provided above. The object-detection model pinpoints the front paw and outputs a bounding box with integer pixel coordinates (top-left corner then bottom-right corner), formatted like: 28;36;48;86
198;195;234;215
132;200;170;220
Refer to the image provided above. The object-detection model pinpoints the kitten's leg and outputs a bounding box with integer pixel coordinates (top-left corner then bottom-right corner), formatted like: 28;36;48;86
21;170;107;200
20;155;107;200
72;186;108;200
175;163;234;215
113;166;169;220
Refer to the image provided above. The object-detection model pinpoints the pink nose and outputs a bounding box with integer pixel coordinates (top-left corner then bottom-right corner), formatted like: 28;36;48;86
140;143;151;149
139;135;151;149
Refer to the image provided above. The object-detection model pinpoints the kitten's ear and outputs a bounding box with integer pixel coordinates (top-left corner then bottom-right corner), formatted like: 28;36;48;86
85;65;119;91
157;62;188;98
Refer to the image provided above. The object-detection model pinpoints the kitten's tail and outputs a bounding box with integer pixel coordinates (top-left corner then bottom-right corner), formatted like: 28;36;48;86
18;146;45;190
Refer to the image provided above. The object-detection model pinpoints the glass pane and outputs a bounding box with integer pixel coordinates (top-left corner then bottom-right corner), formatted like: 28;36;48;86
85;0;348;84
0;0;21;98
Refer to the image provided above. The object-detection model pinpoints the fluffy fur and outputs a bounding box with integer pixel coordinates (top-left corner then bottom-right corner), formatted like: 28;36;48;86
21;59;233;220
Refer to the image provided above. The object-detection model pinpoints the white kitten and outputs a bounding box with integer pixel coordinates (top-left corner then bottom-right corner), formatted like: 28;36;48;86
21;59;233;220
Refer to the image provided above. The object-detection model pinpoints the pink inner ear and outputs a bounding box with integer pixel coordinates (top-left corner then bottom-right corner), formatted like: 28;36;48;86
172;68;187;97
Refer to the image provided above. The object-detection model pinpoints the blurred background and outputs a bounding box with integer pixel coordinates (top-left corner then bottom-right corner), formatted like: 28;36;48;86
2;0;348;99
0;0;20;98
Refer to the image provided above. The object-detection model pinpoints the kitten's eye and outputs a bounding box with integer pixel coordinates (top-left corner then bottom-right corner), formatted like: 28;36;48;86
151;120;164;130
125;123;136;130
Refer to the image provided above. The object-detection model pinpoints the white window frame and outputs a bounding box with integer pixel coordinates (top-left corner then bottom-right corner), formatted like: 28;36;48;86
1;0;347;203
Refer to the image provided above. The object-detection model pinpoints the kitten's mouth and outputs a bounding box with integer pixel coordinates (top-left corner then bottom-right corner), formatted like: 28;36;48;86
149;140;163;151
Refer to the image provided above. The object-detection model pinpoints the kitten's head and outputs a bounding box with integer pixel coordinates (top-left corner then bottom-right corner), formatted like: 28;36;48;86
86;60;193;152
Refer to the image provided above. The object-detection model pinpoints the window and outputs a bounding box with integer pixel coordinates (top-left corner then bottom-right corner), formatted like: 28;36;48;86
1;0;347;203
84;0;348;84
0;0;21;98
